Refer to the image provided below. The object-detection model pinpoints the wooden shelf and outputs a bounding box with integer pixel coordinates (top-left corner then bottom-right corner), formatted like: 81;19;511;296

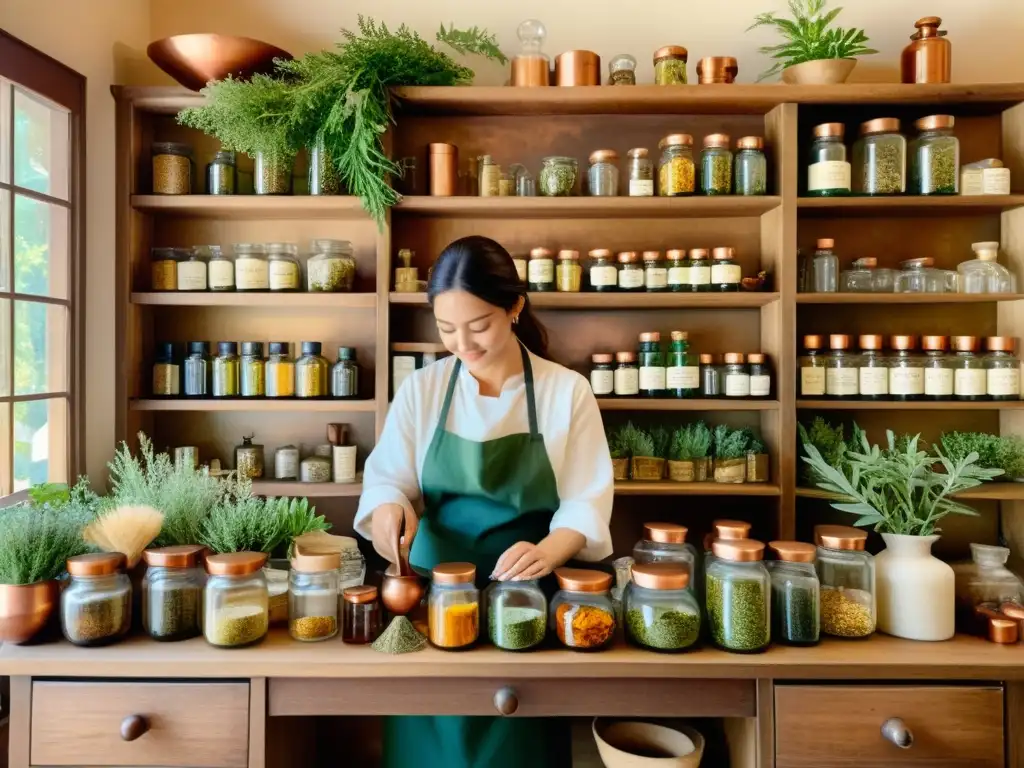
798;195;1024;216
798;399;1024;410
131;292;377;308
392;195;780;219
797;293;1024;305
797;483;1024;501
391;292;779;309
390;342;448;353
130;399;377;413
616;481;780;496
599;398;778;411
251;481;363;498
132;194;369;220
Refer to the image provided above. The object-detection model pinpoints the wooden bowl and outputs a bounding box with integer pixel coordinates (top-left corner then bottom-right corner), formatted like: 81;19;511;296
781;58;857;85
0;581;60;644
147;34;292;91
593;719;704;768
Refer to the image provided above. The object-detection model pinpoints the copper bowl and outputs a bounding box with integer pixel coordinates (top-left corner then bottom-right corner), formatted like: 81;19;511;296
381;564;425;616
0;581;59;644
147;34;292;91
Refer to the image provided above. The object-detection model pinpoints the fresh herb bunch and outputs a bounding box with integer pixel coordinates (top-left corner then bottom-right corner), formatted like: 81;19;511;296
748;0;877;81
266;497;330;558
713;425;749;461
650;426;672;460
798;418;848;484
607;427;630;460
669;422;712;461
0;504;91;585
614;422;654;458
740;428;767;455
993;436;1024;480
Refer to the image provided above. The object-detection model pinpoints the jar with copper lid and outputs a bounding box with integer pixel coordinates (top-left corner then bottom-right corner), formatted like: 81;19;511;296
748;353;771;398
666;249;689;291
289;552;340;642
706;539;770;653
910;115;959;194
625;563;701;652
703;519;752;571
62;553;131;647
590;353;615;396
485;579;547;651
841;257;896;293
735;136;767;196
985;337;1020;400
608;53;637;85
658;134;695;196
588;249;617;292
807;123;850;196
799;335;826;397
812;238;838;293
614;351;640;396
142;545;205;642
342;585;382;644
853;118;906;195
723;353;749;398
685;248;710;292
204;552;269;648
857;335;889;400
697;56;738;84
815;525;875;639
768;541;820;646
888;335;924;400
922;336;953;399
617;251;644;292
528;247;555;292
633;522;698;577
825;334;859;399
539;156;578;197
667;331;699;398
951;336;987;401
551;567;616;651
643;251;667;291
638;332;666;397
700;353;721;397
710;246;741;291
701;134;733;195
587;149;619;196
902;17;951;84
653;46;688;85
429;562;479;650
627;148;654;197
895;257;953;293
556;249;582;292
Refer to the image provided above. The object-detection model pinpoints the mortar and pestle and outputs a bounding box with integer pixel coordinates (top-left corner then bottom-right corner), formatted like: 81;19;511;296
380;517;424;616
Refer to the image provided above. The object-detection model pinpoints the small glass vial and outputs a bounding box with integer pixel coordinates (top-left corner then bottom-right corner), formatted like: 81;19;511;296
254;152;292;195
658;134;695;196
857;335;889;400
233;243;269;292
748;353;772;399
700;353;721;397
588;249;617;292
922;335;953;400
528;247;555;292
342;586;383;645
556;249;582;292
643;250;667;292
711;246;741;291
614;351;640;397
332;346;360;398
551;567;616;651
289;552;340;642
207;246;235;291
479;155;500;197
152;142;192;195
152;342;180;396
485;580;548;651
204;552;270;648
151;247;182;291
206;149;236;195
429;562;479;650
62;553;132;647
853;117;906;195
666;331;699;398
799;335;826;397
952;336;987;401
653;45;688;85
768;541;820;646
666;249;690;291
608;53;637;85
587;149;619;196
734;136;767;196
825;334;859;399
183;341;211;397
142;545;205;642
176;248;208;291
265;342;295;398
637;332;666;397
627;147;654;197
701;134;733;195
889;335;924;401
307;239;356;293
985;336;1021;400
212;341;241;397
812;238;839;293
267;243;301;292
625;563;701;652
296;341;329;398
240;342;266;398
687;248;711;292
722;353;750;398
807;123;850;196
815;525;875;639
706;539;771;653
910;114;960;195
617;251;644;292
590;353;615;396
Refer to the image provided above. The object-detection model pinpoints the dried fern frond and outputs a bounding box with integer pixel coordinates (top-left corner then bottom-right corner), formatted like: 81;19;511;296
85;505;164;568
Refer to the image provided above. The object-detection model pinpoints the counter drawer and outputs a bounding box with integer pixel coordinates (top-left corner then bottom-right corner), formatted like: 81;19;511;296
775;684;1003;768
30;681;250;767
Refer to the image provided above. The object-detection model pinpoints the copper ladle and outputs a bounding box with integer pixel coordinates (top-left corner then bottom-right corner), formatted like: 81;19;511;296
380;516;424;616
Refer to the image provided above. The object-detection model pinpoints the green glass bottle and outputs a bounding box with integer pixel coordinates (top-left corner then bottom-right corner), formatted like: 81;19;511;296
666;331;700;398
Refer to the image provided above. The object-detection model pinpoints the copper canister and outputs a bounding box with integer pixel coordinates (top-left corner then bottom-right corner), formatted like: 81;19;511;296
697;57;739;84
428;143;458;197
902;17;951;84
511;56;551;87
554;50;601;86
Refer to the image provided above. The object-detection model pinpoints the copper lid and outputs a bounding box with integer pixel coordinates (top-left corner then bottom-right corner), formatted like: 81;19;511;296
748;353;766;364
829;334;851;350
699;353;715;364
803;334;824;350
814;524;867;551
654;45;688;61
432;561;476;584
922;335;948;352
428;143;457;155
737;136;764;150
343;585;378;605
67;552;126;576
665;249;685;262
529;247;553;259
1000;601;1024;620
592;353;615;364
890;335;917;351
712;246;735;261
554;567;612;593
901;256;934;268
987;336;1017;352
642;250;662;262
853;257;878;268
659;134;693;148
911;17;946;39
703;133;731;149
143;544;205;569
627;147;649;159
952;335;979;352
816;238;835;249
206;551;268;576
724;352;745;364
714;519;752;540
617;251;640;264
589;149;619;164
644;522;687;544
639;331;662;343
557;249;580;260
589;248;612;259
688;248;709;260
670;331;689;341
290;552;341;573
860;117;900;135
712;538;765;562
631;562;689;590
916;114;955;131
813;123;845;138
989;617;1019;644
769;540;816;563
859;334;884;350
616;351;637;363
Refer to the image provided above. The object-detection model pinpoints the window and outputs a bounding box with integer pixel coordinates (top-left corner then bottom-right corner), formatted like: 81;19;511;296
0;31;84;499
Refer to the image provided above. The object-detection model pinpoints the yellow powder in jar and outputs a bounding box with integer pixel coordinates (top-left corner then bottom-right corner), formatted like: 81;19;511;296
429;602;479;648
658;156;695;196
266;361;295;397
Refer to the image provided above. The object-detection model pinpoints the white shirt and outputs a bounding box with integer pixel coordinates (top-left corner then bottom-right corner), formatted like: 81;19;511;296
355;351;614;561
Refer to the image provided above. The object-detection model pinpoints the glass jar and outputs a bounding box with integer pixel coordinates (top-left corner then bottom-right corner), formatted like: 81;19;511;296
207;246;235;291
841;257;895;293
151;247;183;291
551;567;616;651
240;342;265;398
588;249;617;292
587;149;619;196
922;335;953;400
958;241;1017;294
183;341;211;397
177;248;208;291
608;53;637;85
625;563;701;652
152;342;180;396
706;539;770;653
331;347;360;398
254;151;292;195
658;134;695;196
666;331;699;398
486;580;547;651
142;545;205;642
853;118;906;195
666;249;689;291
275;445;299;480
952;336;987;401
308;239;356;292
710;246;741;291
703;519;753;574
888;335;924;400
617;251;644;292
614;352;639;396
309;138;342;195
768;541;820;646
857;335;889;400
952;544;1024;632
152;142;192;195
512;254;528;283
233;243;269;292
895;257;953;293
556;249;582;292
812;238;838;293
300;454;332;483
528;247;555;292
632;522;698;576
342;586;382;644
734;136;767;196
825;334;859;399
204;552;270;648
701;134;733;195
799;335;826;397
265;342;295;397
638;332;666;397
234;434;264;480
429;562;479;650
807;123;850;196
590;353;615;397
748;353;772;399
627;147;654;197
211;342;240;397
62;553;131;647
687;248;711;292
815;525;875;639
206;149;236;195
289;552;340;642
910;114;959;195
985;336;1020;400
539;156;578;197
643;251;667;292
296;342;329;398
479;155;500;197
723;353;750;398
653;45;688;85
266;243;301;292
700;353;721;397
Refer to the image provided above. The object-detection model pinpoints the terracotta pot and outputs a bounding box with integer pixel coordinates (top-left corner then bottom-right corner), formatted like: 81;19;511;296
631;456;666;481
667;459;708;483
713;457;747;484
746;453;770;483
0;580;60;644
593;718;704;767
611;457;630;481
781;58;857;85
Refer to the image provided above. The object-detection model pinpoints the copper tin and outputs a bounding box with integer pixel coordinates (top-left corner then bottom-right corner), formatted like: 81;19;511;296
554;567;612;593
554;50;601;86
143;544;205;569
589;248;612;259
291;552;341;573
712;247;735;260
589;149;619;164
829;334;852;350
902;256;935;268
343;585;378;605
853;257;878;268
697;56;738;84
922;335;948;352
558;249;581;260
723;352;745;365
530;246;553;259
644;522;687;544
712;538;765;562
670;330;689;341
814;524;867;551
769;540;816;563
902;17;951;85
67;552;126;577
688;248;709;259
989;617;1019;644
813;123;845;139
714;519;752;540
631;562;689;590
592;353;615;364
511;56;551;87
0;581;59;644
890;335;917;351
859;334;885;350
736;136;764;150
627;148;649;159
639;332;662;343
616;351;637;363
748;353;766;364
205;551;267;576
428;143;458;197
699;353;715;365
986;336;1017;352
617;251;640;264
432;562;476;584
915;114;955;131
703;133;731;149
952;335;979;352
642;250;663;261
817;238;835;249
803;334;824;350
659;134;694;149
861;117;900;135
654;45;688;62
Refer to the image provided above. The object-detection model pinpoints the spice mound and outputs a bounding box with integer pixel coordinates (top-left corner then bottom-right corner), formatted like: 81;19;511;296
373;616;427;654
626;607;700;651
489;606;547;651
554;603;615;649
208;604;269;647
821;587;875;638
430;602;479;649
706;574;769;651
290;615;338;641
65;593;131;646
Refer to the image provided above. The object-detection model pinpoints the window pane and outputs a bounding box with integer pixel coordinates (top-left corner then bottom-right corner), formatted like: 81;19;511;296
0;298;9;398
14;87;69;200
14;300;66;395
14;193;67;298
0;79;10;184
0;189;9;292
14;397;66;491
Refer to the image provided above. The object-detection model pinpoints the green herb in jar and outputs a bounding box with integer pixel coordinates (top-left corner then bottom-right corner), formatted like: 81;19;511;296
706;573;768;651
489;606;547;650
539;157;578;197
146;584;202;641
626;607;700;650
66;595;129;645
701;134;733;195
772;584;818;644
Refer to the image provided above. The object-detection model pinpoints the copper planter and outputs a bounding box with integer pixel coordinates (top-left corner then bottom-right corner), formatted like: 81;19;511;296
0;580;59;644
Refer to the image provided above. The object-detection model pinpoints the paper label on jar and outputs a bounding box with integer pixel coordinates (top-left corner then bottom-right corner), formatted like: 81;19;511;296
961;168;985;196
983;168;1011;195
332;445;357;484
988;368;1021;397
235;257;269;290
889;367;924;396
629;179;654;196
513;259;528;282
392;355;417;396
826;368;859;397
618;269;644;290
801;366;826;396
590;369;614;395
859;367;889;396
269;261;300;290
667;266;691;286
725;373;750;397
614;366;639;395
955;368;986;396
645;267;668;290
808;160;851;192
711;264;742;286
925;367;954;396
176;262;207;291
208;260;235;289
750;374;771;397
590;265;617;287
639;366;666;392
151;261;177;291
528;260;554;284
689;266;711;288
667;366;700;390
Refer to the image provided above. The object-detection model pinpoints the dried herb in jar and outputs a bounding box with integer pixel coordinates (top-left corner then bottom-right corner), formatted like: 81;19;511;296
146;583;202;641
290;615;338;640
208;604;269;646
429;601;479;648
65;594;130;645
820;587;874;638
626;607;700;650
554;603;615;648
489;606;547;650
706;573;768;651
539;157;578;197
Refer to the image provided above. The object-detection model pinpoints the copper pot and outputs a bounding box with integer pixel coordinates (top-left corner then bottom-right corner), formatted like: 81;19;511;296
0;580;60;644
380;565;424;616
554;51;601;86
697;57;739;84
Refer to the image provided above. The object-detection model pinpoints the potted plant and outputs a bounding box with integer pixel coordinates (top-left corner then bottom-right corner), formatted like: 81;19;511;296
607;426;631;481
798;418;850;487
619;422;665;481
802;429;1002;641
713;425;748;484
667;422;712;482
748;0;877;84
744;431;770;484
994;436;1024;483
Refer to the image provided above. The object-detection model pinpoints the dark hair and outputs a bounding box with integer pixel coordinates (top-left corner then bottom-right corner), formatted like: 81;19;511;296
427;236;548;358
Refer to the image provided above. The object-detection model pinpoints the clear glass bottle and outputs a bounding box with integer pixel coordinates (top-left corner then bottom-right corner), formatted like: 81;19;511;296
748;353;772;399
637;332;666;397
485;580;548;651
204;552;270;648
510;19;550;87
590;353;614;396
309;138;342;195
857;335;889;400
658;134;695;196
687;248;711;292
550;567;616;651
706;539;770;653
206;246;235;292
910;114;959;195
331;347;360;398
734;136;767;196
723;353;750;398
152;342;180;397
625;563;701;652
151;246;182;291
538;156;578;197
528;247;555;292
653;45;688;85
812;238;839;293
176;248;208;291
62;553;132;647
807;123;850;196
841;257;889;293
254;152;292;195
342;586;382;644
152;142;192;195
815;525;875;639
711;246;741;291
768;541;820;646
700;353;721;397
632;522;698;576
922;335;953;400
666;249;690;292
296;341;329;398
985;336;1021;400
206;149;236;195
556;249;582;292
952;544;1024;632
265;342;295;398
608;53;637;85
429;562;479;650
212;341;240;397
888;335;924;400
142;545;205;642
852;118;906;195
666;331;699;398
825;334;859;399
701;134;733;195
307;239;356;292
267;243;301;292
643;250;667;292
183;341;211;397
958;241;1017;294
587;149;619;196
895;256;952;293
799;334;826;397
240;341;265;398
951;336;987;401
617;251;644;292
614;351;640;396
588;249;617;292
233;243;269;292
626;147;654;197
289;552;340;642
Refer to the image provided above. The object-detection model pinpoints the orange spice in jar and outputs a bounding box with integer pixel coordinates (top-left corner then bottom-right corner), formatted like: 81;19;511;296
551;567;616;650
428;563;479;650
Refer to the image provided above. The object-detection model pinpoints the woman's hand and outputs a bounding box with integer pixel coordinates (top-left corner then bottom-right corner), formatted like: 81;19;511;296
370;503;418;564
492;529;586;581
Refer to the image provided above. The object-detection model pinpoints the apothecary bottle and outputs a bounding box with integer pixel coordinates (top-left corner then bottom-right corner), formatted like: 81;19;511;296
151;247;182;291
177;248;208;291
240;341;265;398
666;331;699;398
807;123;850;196
653;45;688;85
479;155;500;197
985;336;1020;400
723;353;750;398
152;142;192;195
617;251;644;292
254;152;292;195
706;539;770;653
590;353;615;396
289;552;340;642
799;335;826;397
153;342;180;396
701;134;732;195
768;541;820;646
825;334;859;399
429;562;479;650
812;238;839;293
308;239;356;292
538;156;578;197
711;246;741;291
309;139;342;195
183;341;211;397
748;353;772;398
952;544;1024;632
700;353;721;397
625;563;701;652
952;336;987;401
959;241;1017;295
267;243;301;292
587;149;619;196
896;257;951;293
734;136;767;196
614;351;639;396
296;342;329;398
841;257;894;293
342;585;383;644
666;249;690;291
922;335;953;399
633;522;698;576
62;553;132;647
212;342;241;397
588;249;617;292
889;335;924;400
550;567;616;651
204;552;270;648
637;332;666;397
142;545;205;642
265;342;295;398
910;114;959;195
206;150;236;195
858;335;889;400
627;147;654;197
608;53;637;85
852;118;906;195
687;248;712;292
815;525;875;639
658;134;695;196
207;246;235;291
486;579;548;651
528;247;555;292
233;243;269;292
643;251;667;292
556;249;582;292
332;347;360;398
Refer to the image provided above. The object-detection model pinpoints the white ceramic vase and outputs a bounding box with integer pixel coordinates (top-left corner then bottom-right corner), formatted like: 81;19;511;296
875;533;955;641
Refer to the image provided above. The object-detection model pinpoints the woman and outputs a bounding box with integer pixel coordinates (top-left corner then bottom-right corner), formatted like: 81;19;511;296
354;235;614;768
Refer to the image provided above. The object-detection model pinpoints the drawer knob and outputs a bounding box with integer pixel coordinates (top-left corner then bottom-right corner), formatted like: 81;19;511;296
494;687;519;716
120;714;149;742
881;717;913;749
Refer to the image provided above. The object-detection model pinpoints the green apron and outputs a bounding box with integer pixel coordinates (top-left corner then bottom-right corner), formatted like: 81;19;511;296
383;346;570;768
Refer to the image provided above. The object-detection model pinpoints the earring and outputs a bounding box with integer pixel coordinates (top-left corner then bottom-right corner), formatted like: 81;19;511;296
513;315;520;325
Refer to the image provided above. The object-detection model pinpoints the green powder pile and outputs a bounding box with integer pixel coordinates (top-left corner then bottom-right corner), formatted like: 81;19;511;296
371;616;427;654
